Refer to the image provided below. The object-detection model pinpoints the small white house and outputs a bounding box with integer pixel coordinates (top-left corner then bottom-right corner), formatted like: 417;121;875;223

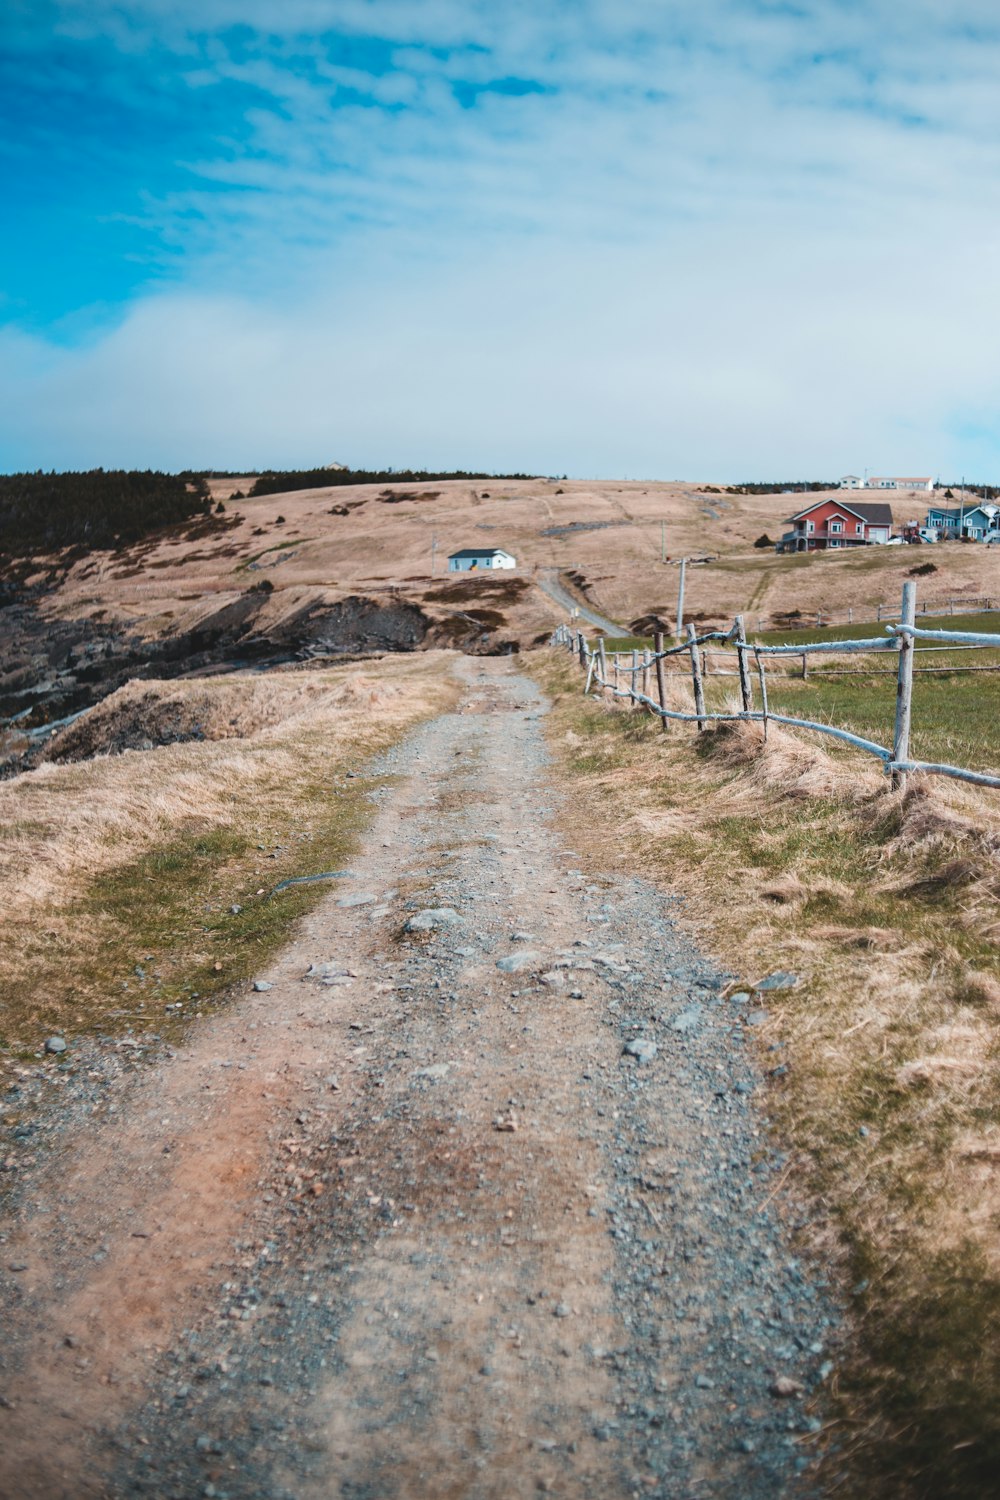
838;475;865;489
447;547;516;573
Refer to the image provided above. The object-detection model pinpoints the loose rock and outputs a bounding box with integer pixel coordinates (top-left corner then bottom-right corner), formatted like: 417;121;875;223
622;1038;657;1064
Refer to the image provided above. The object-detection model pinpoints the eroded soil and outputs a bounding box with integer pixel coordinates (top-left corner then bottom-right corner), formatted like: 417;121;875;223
0;658;837;1498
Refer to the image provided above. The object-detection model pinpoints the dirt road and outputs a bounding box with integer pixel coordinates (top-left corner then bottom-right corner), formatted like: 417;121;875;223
536;572;623;635
0;658;835;1498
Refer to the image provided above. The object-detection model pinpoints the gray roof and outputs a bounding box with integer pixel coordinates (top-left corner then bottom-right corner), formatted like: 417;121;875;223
845;501;893;526
448;547;513;559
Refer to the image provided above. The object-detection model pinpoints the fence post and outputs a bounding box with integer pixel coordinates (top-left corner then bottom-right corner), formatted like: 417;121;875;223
802;652;808;680
631;648;640;709
577;630;586;666
848;606;853;624
687;623;707;730
754;645;769;741
583;644;596;695
877;602;882;623
735;615;753;712
597;638;609;699
892;581;917;792
654;630;669;731
641;648;650;704
676;557;687;640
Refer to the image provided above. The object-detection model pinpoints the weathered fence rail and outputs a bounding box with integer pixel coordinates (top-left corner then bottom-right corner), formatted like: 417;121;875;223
551;582;1000;792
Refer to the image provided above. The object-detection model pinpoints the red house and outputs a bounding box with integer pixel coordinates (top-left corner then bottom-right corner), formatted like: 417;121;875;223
776;498;894;553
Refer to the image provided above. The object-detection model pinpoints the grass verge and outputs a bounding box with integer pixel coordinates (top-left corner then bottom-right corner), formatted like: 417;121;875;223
0;655;460;1059
526;647;1000;1500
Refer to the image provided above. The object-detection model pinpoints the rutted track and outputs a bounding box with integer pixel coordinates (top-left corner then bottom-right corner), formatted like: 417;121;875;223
0;657;838;1498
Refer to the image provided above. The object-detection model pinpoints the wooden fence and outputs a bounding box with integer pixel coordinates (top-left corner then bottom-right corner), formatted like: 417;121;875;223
551;581;1000;793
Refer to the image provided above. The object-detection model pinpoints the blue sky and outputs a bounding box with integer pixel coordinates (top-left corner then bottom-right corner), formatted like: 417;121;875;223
2;0;1000;478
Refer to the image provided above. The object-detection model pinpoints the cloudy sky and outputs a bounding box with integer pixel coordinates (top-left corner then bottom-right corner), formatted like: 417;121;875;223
2;0;999;479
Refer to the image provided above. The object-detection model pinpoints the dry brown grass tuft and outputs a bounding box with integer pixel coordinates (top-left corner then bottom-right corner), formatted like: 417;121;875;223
708;719;881;800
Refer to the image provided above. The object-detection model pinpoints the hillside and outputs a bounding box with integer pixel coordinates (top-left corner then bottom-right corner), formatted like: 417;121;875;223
52;476;1000;631
2;475;996;769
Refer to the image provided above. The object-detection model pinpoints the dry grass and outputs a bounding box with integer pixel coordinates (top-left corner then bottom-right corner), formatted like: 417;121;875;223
526;648;1000;1499
0;654;459;1056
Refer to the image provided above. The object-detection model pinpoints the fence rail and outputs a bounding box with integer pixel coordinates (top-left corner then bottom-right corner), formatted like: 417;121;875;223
551;582;1000;792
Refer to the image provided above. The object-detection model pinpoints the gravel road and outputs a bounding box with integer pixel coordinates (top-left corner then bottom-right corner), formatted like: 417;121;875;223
0;657;837;1498
536;572;623;635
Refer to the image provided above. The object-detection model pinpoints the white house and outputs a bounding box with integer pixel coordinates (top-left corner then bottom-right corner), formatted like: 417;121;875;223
839;475;935;492
447;547;517;573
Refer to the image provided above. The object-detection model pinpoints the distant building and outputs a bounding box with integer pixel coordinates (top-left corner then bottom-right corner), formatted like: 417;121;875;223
925;503;1000;541
776;498;894;553
839;475;934;492
867;476;935;492
447;547;517;572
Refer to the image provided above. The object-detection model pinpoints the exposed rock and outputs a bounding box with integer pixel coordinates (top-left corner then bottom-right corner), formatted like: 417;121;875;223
405;908;464;933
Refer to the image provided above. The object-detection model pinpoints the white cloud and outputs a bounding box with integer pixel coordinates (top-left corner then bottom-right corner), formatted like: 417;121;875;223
5;1;1000;476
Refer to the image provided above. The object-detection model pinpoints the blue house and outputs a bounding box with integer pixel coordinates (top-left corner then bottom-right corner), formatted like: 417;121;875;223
924;503;1000;540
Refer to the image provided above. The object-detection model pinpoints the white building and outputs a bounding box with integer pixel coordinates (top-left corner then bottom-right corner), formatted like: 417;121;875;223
843;475;935;492
447;547;517;573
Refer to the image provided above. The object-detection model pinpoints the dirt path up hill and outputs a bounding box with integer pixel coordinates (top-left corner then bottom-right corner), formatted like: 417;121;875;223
0;657;837;1499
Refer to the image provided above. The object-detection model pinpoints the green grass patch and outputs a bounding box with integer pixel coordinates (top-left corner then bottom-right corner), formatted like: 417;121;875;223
0;771;376;1055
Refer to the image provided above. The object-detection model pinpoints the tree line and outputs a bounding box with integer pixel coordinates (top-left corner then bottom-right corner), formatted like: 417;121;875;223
0;470;211;559
248;467;533;497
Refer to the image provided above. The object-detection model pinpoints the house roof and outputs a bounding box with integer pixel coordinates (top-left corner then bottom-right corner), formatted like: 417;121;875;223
870;476;933;485
785;498;893;527
929;504;996;523
847;501;893;526
447;546;514;559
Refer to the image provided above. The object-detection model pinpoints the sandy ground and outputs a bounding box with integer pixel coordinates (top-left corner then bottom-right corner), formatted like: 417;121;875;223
0;658;836;1499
